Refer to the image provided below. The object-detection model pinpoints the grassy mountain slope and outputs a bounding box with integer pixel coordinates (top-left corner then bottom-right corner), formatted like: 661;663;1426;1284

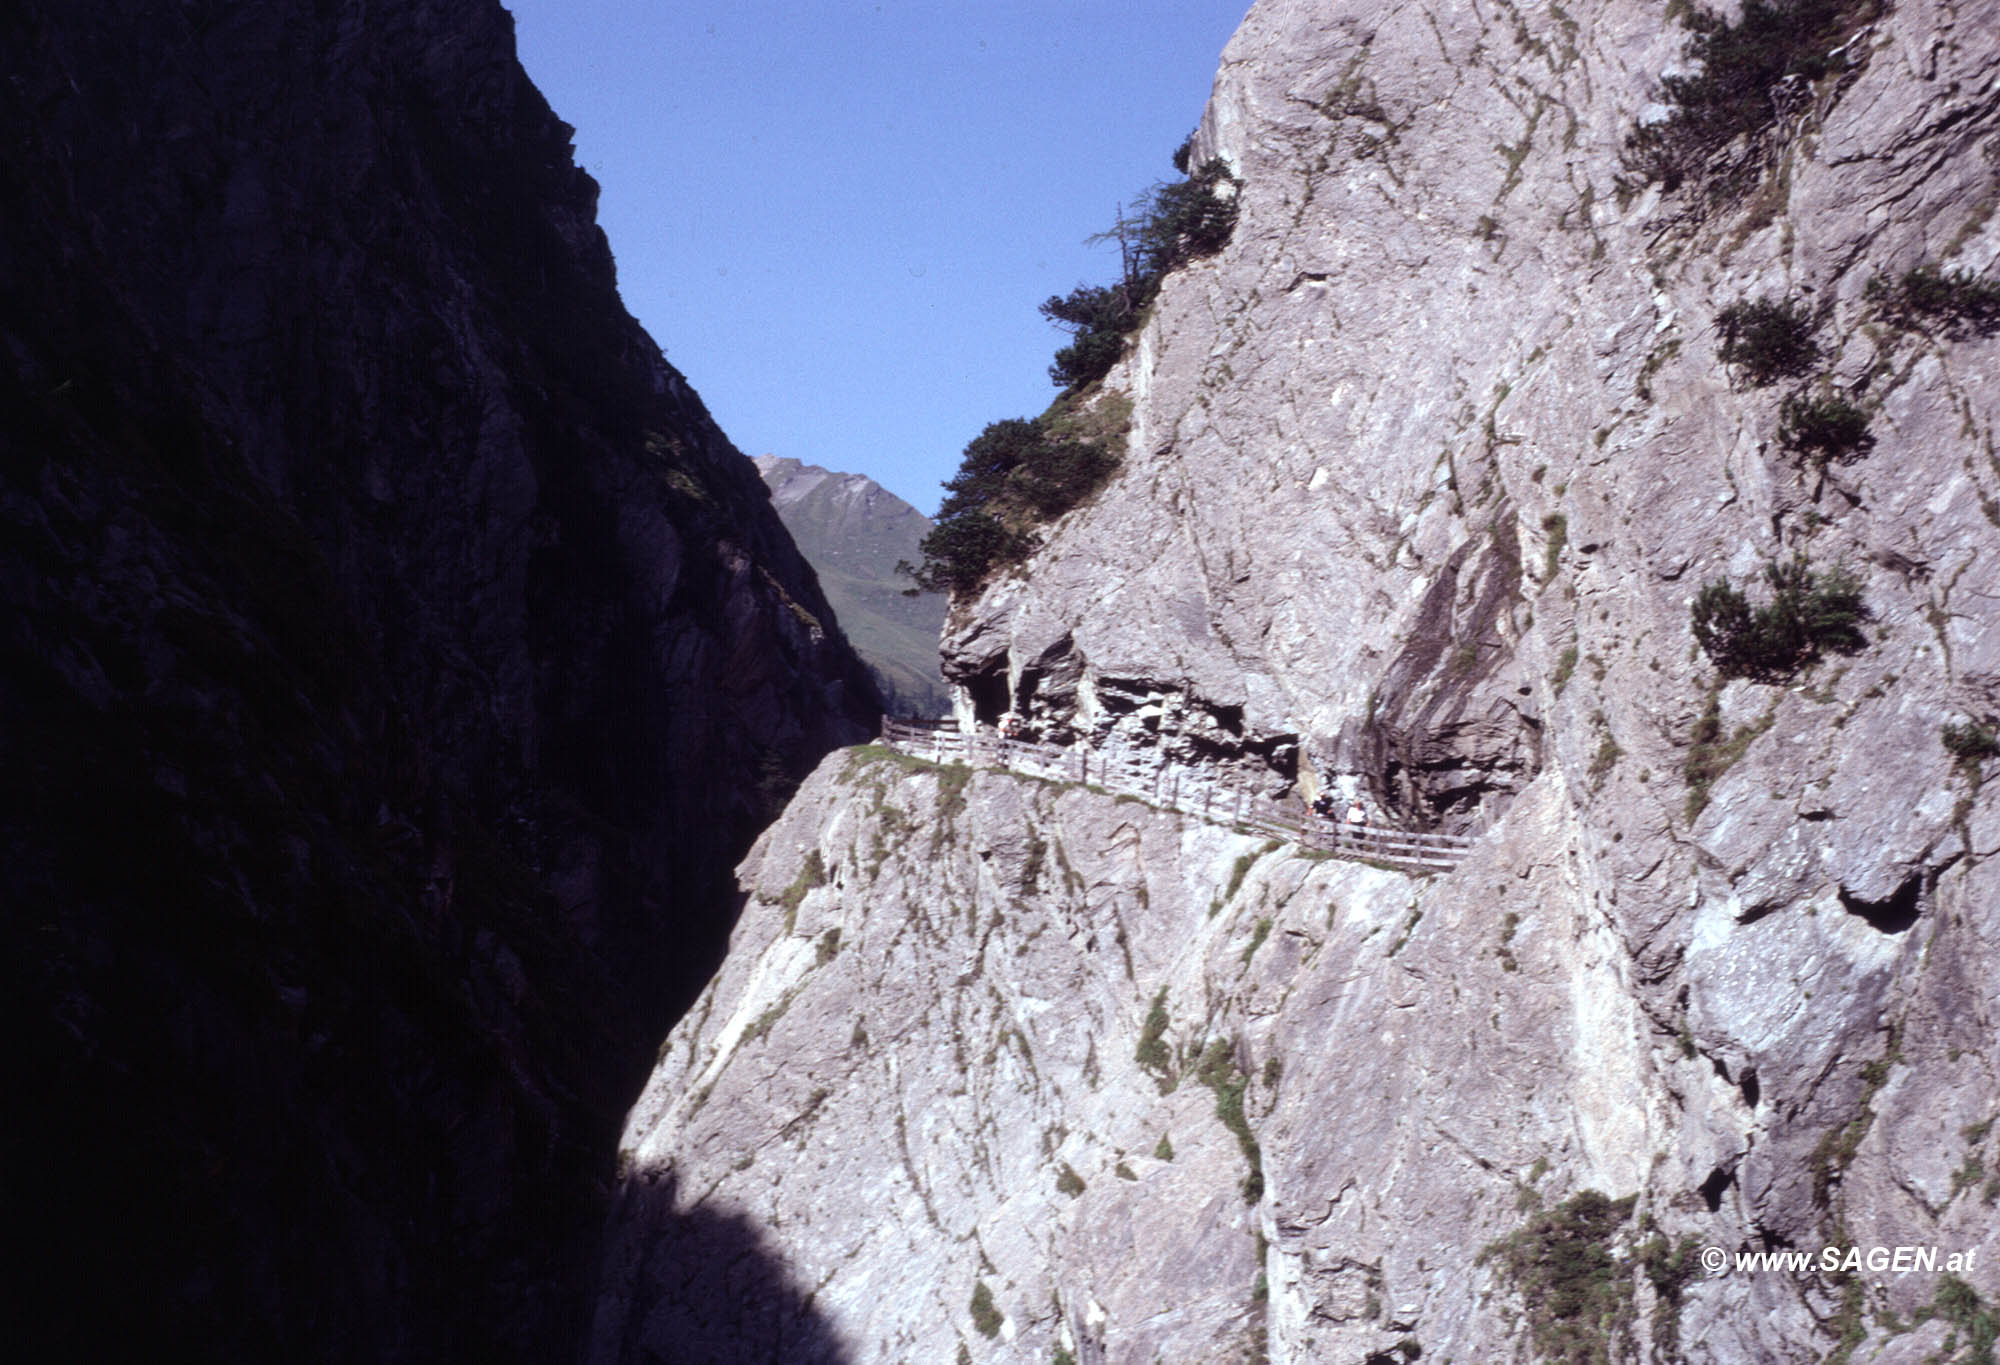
755;455;949;717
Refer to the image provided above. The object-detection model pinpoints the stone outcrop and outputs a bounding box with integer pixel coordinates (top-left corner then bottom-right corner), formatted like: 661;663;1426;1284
1;2;874;1358
755;454;950;717
605;0;2000;1360
599;749;1654;1363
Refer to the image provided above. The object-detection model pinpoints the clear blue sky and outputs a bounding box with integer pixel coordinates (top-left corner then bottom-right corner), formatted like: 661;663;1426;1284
503;1;1249;513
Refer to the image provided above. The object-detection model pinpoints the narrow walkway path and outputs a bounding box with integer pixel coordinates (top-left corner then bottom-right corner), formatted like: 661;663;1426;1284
879;717;1476;874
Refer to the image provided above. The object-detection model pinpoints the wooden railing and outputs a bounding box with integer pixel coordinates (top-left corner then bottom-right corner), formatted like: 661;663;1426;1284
878;717;1476;874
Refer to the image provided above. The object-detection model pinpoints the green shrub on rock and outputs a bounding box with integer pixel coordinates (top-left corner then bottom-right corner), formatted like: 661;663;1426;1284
1715;297;1819;387
1134;986;1173;1078
1866;265;2000;338
1942;720;2000;774
902;416;1117;595
969;1280;1002;1338
1690;554;1868;681
1778;390;1873;467
1481;1190;1639;1365
1196;1039;1264;1203
1041;143;1239;391
1626;0;1878;191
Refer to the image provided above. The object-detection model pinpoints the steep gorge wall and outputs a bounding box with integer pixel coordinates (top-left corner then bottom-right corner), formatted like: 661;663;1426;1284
596;749;1662;1362
607;0;2000;1360
1;1;874;1358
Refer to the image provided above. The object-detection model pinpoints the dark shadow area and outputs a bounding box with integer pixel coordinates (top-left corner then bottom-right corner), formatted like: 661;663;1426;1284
590;1174;852;1365
1838;873;1922;935
4;903;627;1364
1700;1164;1736;1213
1734;898;1783;927
963;663;1011;728
1364;528;1542;832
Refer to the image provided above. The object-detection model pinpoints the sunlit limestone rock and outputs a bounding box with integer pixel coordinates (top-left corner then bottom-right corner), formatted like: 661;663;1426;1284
604;0;2000;1359
595;752;1673;1362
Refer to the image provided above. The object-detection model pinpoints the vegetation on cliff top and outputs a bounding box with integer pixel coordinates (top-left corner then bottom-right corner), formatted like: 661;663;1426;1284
900;411;1118;594
904;139;1238;597
1042;137;1240;392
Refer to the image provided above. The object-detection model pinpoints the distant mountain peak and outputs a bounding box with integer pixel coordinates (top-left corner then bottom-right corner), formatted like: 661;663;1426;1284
752;454;949;717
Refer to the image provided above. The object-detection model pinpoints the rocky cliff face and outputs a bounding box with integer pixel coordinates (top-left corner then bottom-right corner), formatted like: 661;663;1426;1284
1;2;874;1358
603;0;2000;1360
754;454;950;717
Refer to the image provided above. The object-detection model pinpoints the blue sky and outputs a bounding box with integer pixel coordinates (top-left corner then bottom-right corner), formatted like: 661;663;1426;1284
504;1;1249;513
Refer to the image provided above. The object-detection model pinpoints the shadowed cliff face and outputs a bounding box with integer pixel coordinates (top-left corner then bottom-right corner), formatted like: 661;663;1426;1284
0;0;872;1358
591;1174;854;1365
